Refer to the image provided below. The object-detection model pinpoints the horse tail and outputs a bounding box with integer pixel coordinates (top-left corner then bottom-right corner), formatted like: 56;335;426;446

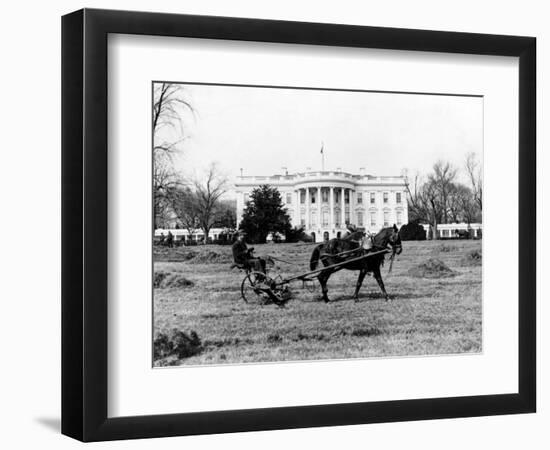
310;245;322;270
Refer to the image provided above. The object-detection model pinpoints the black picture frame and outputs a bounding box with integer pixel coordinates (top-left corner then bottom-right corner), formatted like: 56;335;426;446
62;8;536;442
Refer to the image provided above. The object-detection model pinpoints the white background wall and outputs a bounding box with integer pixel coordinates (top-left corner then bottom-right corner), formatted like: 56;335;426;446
0;0;546;448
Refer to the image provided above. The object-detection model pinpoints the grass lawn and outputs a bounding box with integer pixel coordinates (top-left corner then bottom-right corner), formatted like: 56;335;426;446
153;239;482;366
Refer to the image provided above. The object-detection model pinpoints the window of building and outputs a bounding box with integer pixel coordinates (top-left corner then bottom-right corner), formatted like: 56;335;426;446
396;192;402;204
322;189;329;203
357;212;363;226
396;211;402;226
345;190;350;204
357;192;363;204
300;191;305;204
383;192;389;204
335;191;340;203
345;211;350;224
370;192;376;204
383;211;389;227
322;211;329;227
300;212;305;226
311;212;317;226
286;193;292;204
311;191;316;204
243;193;249;203
370;212;376;227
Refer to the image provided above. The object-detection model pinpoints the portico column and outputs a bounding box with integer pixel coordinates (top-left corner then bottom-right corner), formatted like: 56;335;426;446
341;187;345;227
305;188;310;229
329;187;334;231
317;186;322;227
294;190;299;226
349;189;357;225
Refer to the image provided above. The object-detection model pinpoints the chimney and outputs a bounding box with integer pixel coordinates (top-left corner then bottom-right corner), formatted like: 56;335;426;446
306;166;312;171
359;167;365;175
336;167;342;172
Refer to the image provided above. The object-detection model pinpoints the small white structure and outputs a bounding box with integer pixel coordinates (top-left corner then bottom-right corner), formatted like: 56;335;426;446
154;227;228;243
421;223;482;239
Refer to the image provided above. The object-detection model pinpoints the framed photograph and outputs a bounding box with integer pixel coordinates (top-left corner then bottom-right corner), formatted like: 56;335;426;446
62;8;536;442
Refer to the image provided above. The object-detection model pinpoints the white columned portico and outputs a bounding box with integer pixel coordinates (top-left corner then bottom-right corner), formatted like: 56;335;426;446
305;188;310;229
294;190;299;225
341;187;345;227
317;186;322;227
350;190;355;225
329;187;334;231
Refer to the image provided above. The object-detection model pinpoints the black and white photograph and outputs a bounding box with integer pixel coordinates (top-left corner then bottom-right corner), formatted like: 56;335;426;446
1;0;543;447
152;82;483;367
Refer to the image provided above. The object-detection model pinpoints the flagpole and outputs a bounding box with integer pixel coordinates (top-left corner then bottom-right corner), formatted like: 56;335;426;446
321;141;325;171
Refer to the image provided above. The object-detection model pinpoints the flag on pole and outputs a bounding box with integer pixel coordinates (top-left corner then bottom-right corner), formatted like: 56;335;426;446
320;141;324;154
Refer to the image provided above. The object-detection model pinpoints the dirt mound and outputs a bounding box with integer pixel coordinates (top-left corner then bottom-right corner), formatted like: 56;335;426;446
154;247;232;263
191;250;232;264
408;258;456;278
154;270;194;288
154;328;202;359
461;249;482;266
435;244;458;253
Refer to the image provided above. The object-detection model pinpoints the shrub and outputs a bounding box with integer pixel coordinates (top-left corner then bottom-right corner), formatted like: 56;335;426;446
153;328;202;360
285;226;309;243
169;329;202;358
461;249;482;266
153;270;169;288
399;222;427;241
153;271;194;288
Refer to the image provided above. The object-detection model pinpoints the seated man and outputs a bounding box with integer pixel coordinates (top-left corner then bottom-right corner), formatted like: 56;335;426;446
232;231;266;274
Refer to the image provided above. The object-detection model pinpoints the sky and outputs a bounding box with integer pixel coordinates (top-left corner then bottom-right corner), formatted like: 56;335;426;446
157;82;483;196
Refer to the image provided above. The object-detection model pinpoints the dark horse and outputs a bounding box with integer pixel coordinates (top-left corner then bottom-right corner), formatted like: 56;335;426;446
309;225;402;303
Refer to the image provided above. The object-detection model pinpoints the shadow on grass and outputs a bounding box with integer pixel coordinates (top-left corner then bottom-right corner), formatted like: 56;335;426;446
318;291;426;303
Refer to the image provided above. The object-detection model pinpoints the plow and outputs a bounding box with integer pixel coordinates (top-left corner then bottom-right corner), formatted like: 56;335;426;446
238;248;391;307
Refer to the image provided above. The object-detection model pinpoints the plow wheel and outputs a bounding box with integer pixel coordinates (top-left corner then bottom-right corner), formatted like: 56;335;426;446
241;271;276;305
240;272;291;306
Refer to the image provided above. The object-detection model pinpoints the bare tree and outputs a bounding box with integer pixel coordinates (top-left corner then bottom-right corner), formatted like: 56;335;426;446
405;173;441;239
193;164;228;244
465;152;483;211
153;153;183;228
405;161;457;239
430;160;457;224
423;180;443;239
170;187;200;241
405;172;428;222
447;183;479;224
153;83;194;156
152;83;194;227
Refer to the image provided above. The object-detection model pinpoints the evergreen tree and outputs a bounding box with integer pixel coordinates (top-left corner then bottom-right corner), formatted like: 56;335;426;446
239;185;292;243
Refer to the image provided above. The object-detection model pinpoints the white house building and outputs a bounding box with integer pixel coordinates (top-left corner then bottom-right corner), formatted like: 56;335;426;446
235;169;408;242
